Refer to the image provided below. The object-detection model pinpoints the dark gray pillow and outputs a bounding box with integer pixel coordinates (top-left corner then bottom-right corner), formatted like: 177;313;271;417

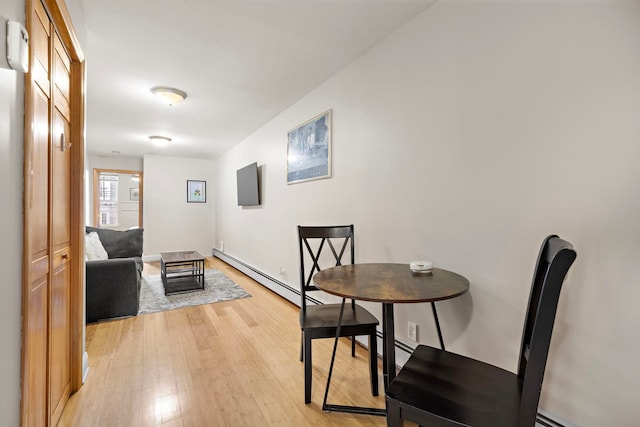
86;226;143;259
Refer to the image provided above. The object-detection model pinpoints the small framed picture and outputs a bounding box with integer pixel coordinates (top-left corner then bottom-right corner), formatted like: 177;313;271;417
129;188;139;201
287;109;332;184
187;180;206;203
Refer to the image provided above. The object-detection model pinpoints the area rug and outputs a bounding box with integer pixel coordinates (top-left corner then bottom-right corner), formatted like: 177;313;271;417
138;270;251;315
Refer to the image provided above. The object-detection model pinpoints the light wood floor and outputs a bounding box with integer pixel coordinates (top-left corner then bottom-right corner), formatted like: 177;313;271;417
58;257;401;426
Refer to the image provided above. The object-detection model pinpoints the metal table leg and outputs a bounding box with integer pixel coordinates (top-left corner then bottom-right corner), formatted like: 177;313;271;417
431;302;446;350
322;298;386;417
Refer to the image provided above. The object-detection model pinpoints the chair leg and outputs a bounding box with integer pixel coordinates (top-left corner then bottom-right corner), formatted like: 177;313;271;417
299;331;303;362
304;333;313;404
352;335;356;357
386;399;402;427
369;330;378;396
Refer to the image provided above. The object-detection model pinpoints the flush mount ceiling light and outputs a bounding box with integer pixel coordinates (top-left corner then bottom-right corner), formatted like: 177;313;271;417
150;86;187;106
149;135;172;145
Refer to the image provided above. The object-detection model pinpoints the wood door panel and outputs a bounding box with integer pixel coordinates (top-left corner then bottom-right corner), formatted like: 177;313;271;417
48;30;73;427
25;3;51;423
30;256;49;286
54;38;70;121
49;254;71;423
51;109;71;251
30;80;50;261
25;275;48;427
31;0;50;96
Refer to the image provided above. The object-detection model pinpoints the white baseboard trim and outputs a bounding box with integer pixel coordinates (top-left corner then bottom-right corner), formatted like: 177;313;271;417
142;254;161;263
82;351;90;383
212;248;572;427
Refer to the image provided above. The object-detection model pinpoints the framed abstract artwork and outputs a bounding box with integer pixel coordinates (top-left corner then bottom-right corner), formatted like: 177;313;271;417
287;109;332;184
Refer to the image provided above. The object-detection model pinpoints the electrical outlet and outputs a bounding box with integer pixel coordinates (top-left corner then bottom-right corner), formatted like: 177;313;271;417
279;267;285;277
220;241;225;252
408;321;418;342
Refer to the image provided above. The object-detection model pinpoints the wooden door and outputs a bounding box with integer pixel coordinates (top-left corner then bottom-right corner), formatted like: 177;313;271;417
23;0;84;425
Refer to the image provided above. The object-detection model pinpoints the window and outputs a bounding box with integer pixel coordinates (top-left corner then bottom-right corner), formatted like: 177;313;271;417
93;168;143;229
98;174;118;226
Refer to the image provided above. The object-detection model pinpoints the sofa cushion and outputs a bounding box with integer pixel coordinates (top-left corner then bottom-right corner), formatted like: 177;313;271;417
85;226;144;259
85;232;109;261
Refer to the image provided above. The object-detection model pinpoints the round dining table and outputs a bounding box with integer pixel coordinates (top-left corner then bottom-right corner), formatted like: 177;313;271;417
313;263;469;415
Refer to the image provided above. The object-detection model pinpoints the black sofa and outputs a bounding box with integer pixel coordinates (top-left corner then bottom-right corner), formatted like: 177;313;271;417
85;226;144;323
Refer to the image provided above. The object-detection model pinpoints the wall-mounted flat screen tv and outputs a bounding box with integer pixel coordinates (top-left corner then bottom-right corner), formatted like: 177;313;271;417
236;162;260;206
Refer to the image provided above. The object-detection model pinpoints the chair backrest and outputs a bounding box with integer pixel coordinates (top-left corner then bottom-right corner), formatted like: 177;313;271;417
517;235;577;426
298;225;355;310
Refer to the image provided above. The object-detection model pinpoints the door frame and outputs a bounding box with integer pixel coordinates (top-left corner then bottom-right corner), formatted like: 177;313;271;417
22;0;85;424
93;168;144;229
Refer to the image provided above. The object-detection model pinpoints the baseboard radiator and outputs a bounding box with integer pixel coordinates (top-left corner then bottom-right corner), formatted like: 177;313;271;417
212;249;574;427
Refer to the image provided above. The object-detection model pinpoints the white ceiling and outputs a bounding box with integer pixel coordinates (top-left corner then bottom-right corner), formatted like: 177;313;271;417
80;0;436;160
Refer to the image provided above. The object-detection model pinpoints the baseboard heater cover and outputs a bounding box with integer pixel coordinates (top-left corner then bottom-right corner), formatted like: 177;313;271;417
213;249;301;305
536;409;576;427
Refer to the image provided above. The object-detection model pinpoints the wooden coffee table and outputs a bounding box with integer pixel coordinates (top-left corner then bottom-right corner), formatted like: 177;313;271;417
160;251;205;295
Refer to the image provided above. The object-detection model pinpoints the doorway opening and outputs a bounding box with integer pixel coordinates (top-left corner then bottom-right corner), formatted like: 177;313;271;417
93;168;143;229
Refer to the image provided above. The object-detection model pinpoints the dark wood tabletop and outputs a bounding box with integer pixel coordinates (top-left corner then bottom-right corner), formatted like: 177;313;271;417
160;250;204;263
313;263;469;303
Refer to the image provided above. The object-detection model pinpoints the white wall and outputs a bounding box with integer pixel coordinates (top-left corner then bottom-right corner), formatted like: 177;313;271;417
143;154;216;258
0;2;25;424
215;2;640;426
86;154;143;174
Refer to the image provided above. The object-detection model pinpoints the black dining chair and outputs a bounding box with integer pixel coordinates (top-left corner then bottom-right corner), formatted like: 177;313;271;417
385;235;577;427
298;225;379;404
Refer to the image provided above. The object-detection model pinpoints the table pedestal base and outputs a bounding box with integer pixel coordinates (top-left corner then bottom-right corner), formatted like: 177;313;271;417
321;300;447;417
322;403;386;417
322;299;386;416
